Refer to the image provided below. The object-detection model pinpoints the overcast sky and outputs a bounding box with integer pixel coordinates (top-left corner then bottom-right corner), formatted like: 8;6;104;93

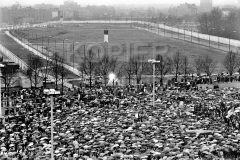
0;0;238;7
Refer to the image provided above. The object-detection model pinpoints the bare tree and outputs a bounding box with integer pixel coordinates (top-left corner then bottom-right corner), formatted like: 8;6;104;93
1;62;19;91
51;52;61;89
201;54;215;76
95;53;118;87
223;51;240;76
79;49;97;89
209;8;223;35
198;13;211;34
42;44;54;88
41;57;53;88
119;58;134;85
182;55;190;82
171;51;184;81
193;56;204;76
155;54;172;85
58;58;70;92
26;54;44;88
131;55;148;85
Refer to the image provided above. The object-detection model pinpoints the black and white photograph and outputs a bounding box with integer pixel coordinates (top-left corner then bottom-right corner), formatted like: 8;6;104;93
0;0;240;159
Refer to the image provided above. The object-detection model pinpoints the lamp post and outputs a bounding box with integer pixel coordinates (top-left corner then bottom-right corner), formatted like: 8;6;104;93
178;25;179;39
148;59;160;108
36;34;38;51
191;28;193;43
184;24;186;41
63;39;65;59
0;62;5;124
42;35;44;54
43;89;61;160
164;23;165;36
72;42;79;68
198;31;200;44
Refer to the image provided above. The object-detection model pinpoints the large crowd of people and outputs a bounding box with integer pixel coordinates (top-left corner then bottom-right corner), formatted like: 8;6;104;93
1;84;240;159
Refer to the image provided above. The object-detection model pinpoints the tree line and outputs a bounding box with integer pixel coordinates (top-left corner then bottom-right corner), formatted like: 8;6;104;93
198;8;240;40
79;49;240;87
2;49;239;90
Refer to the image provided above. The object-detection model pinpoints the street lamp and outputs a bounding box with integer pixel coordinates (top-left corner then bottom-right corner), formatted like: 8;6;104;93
0;62;5;124
191;28;193;43
178;25;179;39
73;42;79;68
36;34;38;51
43;89;61;160
164;23;165;36
63;39;68;60
148;59;160;108
184;23;186;41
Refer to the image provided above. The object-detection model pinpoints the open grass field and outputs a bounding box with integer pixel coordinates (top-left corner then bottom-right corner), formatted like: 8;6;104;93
16;24;228;72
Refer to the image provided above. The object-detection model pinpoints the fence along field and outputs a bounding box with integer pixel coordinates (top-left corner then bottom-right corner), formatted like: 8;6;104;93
20;23;227;71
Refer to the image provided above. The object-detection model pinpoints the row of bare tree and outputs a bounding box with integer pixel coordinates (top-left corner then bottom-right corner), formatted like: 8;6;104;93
4;49;236;90
24;52;69;90
198;8;240;40
79;49;240;87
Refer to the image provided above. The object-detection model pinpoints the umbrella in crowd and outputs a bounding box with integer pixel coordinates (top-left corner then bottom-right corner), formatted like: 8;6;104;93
1;86;240;159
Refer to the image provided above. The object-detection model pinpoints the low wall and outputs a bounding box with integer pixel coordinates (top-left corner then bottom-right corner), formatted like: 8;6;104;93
0;44;28;70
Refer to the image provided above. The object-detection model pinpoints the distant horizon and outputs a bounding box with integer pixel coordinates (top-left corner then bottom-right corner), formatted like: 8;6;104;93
0;0;238;8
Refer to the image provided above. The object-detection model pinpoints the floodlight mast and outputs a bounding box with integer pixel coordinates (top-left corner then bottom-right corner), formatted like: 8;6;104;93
44;89;61;160
0;62;4;123
148;59;161;108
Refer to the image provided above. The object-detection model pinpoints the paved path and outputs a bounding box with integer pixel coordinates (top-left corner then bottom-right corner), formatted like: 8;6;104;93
1;32;75;89
6;31;81;77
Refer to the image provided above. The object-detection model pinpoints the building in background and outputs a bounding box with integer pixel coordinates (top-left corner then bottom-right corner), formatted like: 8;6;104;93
168;3;198;17
199;0;213;13
0;6;53;24
34;3;55;9
60;0;81;19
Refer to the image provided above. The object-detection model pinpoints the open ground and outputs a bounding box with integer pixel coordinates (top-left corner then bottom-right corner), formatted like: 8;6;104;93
22;23;228;72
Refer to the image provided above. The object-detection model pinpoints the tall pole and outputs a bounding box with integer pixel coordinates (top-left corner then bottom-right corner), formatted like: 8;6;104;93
178;26;179;39
50;96;54;160
42;36;43;54
63;40;65;60
48;37;50;56
229;38;230;52
36;34;38;51
191;28;192;43
73;42;74;68
198;32;200;44
54;39;56;54
153;63;155;108
184;24;185;41
27;30;29;50
0;67;2;120
209;33;210;46
164;24;165;36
